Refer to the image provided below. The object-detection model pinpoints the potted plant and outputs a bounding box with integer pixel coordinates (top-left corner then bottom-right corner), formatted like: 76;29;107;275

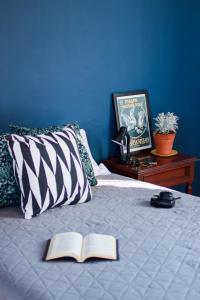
153;112;179;155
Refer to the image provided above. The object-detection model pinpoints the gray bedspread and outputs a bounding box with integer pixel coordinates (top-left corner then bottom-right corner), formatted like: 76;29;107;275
1;173;200;300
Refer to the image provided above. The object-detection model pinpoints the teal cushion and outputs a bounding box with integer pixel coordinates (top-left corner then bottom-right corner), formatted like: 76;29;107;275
0;134;20;207
10;122;97;186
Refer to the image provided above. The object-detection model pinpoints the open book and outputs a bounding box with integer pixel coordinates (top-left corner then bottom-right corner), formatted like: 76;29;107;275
45;232;117;263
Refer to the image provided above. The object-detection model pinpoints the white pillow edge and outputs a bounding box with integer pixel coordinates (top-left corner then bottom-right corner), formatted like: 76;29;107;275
80;129;111;176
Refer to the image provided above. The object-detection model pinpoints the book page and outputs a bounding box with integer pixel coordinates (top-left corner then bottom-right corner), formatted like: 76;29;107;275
46;232;83;261
82;234;117;261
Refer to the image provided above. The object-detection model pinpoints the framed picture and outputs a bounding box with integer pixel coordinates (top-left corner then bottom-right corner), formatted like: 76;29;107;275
113;90;152;156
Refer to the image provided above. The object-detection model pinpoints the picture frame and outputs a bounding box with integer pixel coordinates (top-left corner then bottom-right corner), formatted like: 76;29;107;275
113;90;152;156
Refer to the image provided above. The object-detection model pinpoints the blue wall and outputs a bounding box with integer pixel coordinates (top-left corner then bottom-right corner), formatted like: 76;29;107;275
0;1;200;194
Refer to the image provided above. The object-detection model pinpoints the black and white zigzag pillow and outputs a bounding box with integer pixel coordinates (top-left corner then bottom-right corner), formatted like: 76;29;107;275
6;128;92;219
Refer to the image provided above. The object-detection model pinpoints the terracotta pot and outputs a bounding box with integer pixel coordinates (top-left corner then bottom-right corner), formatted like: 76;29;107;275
153;133;175;155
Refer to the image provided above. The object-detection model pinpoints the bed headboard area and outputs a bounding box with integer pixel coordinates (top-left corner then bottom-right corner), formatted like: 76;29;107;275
0;1;200;194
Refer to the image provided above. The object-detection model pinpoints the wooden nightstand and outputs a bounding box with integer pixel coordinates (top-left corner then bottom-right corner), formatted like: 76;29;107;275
104;153;196;194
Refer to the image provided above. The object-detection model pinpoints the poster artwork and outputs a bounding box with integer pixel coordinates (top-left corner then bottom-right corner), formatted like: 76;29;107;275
117;94;152;152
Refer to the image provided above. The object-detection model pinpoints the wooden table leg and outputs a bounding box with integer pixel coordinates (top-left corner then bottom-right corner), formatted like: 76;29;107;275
186;183;192;194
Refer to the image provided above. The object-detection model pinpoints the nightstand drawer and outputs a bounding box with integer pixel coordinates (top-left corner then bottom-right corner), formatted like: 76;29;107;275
144;167;187;186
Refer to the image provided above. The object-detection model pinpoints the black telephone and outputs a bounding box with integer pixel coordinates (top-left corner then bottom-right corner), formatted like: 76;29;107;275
151;191;181;208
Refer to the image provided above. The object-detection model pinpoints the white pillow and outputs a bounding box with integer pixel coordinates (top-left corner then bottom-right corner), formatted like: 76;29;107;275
80;129;111;176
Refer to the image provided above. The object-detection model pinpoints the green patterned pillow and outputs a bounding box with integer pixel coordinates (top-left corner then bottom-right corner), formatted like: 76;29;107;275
68;123;97;186
10;122;97;186
10;124;65;136
0;134;20;207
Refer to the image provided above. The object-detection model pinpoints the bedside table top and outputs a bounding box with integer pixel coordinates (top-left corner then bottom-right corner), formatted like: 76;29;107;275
104;153;196;176
103;152;196;193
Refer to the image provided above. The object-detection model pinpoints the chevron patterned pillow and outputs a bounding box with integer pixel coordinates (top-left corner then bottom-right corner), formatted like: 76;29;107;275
10;122;97;186
6;128;92;219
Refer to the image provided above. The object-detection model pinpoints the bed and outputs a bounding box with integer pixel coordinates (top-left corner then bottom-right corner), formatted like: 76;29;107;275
0;173;200;300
